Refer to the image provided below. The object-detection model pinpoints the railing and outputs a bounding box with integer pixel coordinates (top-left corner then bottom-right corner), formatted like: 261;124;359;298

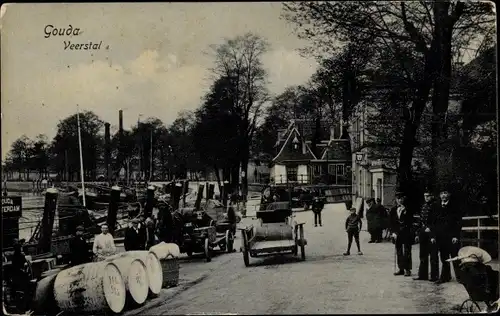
273;174;311;184
273;174;351;185
461;214;499;248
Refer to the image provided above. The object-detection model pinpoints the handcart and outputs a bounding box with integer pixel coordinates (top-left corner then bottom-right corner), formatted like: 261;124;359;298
239;201;307;267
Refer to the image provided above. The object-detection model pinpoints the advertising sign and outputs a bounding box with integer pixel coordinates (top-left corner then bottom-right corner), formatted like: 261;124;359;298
2;196;22;217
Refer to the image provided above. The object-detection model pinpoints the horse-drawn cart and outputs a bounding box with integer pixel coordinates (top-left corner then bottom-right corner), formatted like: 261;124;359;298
240;201;307;267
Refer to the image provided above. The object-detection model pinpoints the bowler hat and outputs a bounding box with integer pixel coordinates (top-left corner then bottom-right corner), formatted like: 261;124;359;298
395;191;406;198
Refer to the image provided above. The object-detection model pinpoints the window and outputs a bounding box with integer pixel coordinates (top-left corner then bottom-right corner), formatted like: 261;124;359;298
336;164;345;176
313;165;321;176
287;166;298;182
328;164;336;175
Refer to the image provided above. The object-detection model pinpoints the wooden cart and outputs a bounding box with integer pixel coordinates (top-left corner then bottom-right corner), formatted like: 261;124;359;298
239;202;307;267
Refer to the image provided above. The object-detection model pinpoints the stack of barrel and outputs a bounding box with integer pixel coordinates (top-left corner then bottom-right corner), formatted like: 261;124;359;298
32;245;180;315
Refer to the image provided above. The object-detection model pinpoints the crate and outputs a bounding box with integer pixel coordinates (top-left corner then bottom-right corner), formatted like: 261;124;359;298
160;256;179;289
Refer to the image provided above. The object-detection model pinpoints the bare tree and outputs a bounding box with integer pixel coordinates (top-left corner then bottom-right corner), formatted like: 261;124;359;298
209;33;270;195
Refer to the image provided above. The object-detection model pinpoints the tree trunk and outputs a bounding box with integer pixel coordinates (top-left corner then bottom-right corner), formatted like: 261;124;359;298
430;22;454;191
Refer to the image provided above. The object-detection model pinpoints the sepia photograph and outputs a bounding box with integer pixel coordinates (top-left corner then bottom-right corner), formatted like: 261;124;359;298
1;1;498;315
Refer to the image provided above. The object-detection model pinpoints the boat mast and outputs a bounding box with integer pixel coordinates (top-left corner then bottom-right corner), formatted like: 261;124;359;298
150;128;153;182
77;105;86;207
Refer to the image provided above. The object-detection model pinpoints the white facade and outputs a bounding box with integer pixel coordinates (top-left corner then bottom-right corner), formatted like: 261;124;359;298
271;164;287;183
271;163;309;184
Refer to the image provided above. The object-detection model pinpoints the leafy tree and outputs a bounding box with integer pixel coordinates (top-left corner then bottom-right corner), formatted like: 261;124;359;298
51;111;104;181
5;135;31;180
283;1;495;195
28;134;50;178
167;111;196;179
193;76;241;191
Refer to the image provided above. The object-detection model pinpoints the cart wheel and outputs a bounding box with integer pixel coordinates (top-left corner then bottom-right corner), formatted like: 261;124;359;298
299;225;306;261
204;238;212;262
459;299;481;313
226;230;234;253
243;248;250;267
300;243;306;260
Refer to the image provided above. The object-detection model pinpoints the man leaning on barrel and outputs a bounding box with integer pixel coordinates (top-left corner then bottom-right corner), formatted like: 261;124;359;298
92;224;116;261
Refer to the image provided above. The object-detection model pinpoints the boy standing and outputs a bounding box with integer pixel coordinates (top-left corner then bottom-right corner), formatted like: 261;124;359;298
344;207;363;255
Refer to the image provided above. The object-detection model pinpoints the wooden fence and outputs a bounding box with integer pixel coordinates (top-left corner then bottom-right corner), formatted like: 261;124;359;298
461;214;498;258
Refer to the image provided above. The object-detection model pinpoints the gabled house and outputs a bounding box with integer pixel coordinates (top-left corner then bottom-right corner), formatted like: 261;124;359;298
270;119;352;185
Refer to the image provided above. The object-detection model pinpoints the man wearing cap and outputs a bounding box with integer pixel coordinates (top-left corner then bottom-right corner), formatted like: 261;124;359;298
69;226;91;266
93;224;116;261
389;191;414;276
413;189;439;281
124;219;143;251
433;189;463;284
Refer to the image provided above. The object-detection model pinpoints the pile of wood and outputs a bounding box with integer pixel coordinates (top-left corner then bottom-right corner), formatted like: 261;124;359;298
32;245;181;315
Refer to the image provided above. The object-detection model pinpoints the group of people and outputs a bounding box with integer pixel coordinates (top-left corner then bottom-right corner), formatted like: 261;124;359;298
391;188;463;283
340;188;464;284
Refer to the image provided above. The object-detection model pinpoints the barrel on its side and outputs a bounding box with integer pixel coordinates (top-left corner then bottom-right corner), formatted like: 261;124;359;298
149;243;180;288
105;256;149;305
125;251;163;295
33;272;61;315
254;224;293;242
53;261;126;314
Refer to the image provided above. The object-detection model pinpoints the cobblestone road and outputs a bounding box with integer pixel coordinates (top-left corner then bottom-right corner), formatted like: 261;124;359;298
134;203;493;314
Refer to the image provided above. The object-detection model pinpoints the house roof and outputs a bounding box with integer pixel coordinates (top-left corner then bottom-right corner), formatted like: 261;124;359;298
319;139;352;161
274;119;339;149
273;126;317;163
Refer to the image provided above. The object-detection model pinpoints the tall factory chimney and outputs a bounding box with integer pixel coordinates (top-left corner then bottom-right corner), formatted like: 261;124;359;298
118;110;124;134
104;123;111;182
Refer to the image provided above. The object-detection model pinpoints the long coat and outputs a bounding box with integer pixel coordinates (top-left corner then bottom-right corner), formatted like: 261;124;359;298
69;236;91;265
366;204;387;232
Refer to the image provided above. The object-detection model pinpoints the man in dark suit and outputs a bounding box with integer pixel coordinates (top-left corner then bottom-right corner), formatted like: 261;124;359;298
137;215;147;250
390;191;414;277
312;195;325;227
433;189;463;284
124;219;143;251
413;188;439;281
69;226;91;266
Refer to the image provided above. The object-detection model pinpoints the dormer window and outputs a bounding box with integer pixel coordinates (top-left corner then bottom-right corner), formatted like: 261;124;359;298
292;135;299;150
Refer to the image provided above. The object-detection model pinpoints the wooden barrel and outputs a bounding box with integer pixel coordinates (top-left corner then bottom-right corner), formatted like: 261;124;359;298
104;256;149;305
159;255;180;289
150;242;181;259
254;223;293;241
125;251;163;295
33;272;61;315
53;261;126;314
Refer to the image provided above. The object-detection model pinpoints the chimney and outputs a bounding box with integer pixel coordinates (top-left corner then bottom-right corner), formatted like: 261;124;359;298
302;136;306;154
104;123;111;181
330;126;336;141
118;110;123;134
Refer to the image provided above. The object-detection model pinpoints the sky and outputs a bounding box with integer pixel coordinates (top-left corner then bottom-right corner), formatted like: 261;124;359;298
0;2;318;159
